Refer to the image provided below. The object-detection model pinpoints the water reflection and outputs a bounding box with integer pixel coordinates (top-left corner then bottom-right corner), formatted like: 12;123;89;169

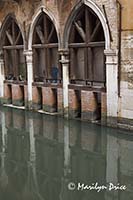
0;107;133;200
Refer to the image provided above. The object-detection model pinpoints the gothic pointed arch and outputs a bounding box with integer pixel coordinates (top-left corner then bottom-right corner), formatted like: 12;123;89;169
31;11;60;82
0;14;26;81
63;1;111;86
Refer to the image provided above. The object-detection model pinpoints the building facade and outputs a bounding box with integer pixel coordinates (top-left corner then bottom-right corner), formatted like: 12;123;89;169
0;0;132;129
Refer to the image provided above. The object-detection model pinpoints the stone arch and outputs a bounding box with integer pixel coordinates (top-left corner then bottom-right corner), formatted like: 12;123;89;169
28;6;60;50
0;14;26;49
63;0;111;50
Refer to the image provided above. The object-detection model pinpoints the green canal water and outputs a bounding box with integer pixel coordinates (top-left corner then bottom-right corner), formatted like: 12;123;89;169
0;107;133;200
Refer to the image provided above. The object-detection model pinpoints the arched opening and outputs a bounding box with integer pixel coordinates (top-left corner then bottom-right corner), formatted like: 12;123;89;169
0;16;27;106
2;16;26;81
32;12;61;83
31;11;61;112
69;5;105;86
67;4;107;121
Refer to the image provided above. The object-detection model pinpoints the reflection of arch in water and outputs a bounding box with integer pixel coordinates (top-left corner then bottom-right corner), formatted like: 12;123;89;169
22;118;44;200
35;135;63;199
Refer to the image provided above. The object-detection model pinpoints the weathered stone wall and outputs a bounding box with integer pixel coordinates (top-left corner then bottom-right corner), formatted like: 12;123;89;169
118;0;133;123
0;0;132;127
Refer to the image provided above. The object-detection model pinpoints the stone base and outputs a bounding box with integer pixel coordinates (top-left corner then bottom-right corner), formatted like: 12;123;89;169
12;99;24;106
107;116;118;128
42;87;57;113
68;89;81;118
101;115;107;125
3;83;12;104
12;84;24;106
43;104;57;113
81;91;100;121
3;98;12;104
69;109;81;118
32;102;42;110
32;86;42;110
118;117;133;126
81;109;100;121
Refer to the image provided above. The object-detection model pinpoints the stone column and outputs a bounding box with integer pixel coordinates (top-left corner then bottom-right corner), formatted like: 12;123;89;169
104;49;118;127
24;50;33;109
59;50;69;118
0;51;5;104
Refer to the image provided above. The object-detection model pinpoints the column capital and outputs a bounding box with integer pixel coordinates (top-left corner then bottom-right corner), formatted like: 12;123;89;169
24;50;33;64
23;50;33;56
58;49;69;56
104;49;118;57
104;49;118;65
59;49;70;64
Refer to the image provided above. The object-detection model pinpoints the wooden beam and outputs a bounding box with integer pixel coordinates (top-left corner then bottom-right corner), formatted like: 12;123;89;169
12;20;15;44
69;43;86;48
87;41;105;47
47;25;54;42
85;7;92;42
6;31;13;45
69;24;76;43
84;47;88;80
3;45;24;49
90;21;101;41
69;42;105;48
36;25;45;44
15;31;21;45
32;43;58;48
88;47;93;81
74;21;86;42
68;84;106;92
3;49;8;77
70;48;76;79
44;14;48;43
13;49;18;79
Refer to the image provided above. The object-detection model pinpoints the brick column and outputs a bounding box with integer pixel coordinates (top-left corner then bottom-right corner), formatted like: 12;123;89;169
12;84;24;106
32;86;42;110
81;90;99;121
68;89;80;118
3;83;12;104
42;87;57;112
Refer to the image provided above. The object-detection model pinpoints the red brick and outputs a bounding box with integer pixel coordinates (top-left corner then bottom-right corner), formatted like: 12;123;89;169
68;89;80;110
42;87;56;107
81;91;97;112
4;83;12;100
12;84;23;101
32;86;41;104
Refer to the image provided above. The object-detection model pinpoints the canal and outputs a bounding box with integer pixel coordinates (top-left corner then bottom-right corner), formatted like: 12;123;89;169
0;107;133;200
